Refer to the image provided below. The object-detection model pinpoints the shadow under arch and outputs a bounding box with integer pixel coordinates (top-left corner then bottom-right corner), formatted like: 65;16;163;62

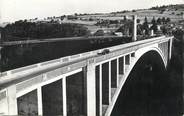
111;50;177;116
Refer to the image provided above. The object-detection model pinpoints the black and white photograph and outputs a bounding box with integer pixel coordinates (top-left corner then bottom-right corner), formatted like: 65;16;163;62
0;0;183;115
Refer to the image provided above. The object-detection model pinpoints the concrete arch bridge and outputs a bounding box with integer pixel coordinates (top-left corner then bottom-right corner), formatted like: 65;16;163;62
0;35;173;116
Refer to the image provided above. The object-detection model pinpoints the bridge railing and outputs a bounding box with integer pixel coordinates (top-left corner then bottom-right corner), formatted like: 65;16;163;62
0;35;172;89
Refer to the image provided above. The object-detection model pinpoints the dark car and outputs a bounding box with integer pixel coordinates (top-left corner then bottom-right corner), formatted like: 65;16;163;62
97;49;110;55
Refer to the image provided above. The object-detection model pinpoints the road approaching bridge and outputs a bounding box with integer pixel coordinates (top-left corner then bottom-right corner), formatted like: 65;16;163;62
0;35;173;116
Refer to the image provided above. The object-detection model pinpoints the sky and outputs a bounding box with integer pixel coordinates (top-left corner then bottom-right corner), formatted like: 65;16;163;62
0;0;183;22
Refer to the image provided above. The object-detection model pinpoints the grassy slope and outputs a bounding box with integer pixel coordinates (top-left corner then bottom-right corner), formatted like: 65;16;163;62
79;4;184;22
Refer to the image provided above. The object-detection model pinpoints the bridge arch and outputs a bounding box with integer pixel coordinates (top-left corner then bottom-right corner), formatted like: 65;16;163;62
134;46;167;68
105;46;168;116
110;48;169;115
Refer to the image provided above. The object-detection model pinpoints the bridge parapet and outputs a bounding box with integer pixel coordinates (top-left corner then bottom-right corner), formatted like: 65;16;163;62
0;35;173;115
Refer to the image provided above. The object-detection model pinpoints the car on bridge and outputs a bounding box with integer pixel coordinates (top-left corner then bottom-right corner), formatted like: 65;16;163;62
97;49;110;55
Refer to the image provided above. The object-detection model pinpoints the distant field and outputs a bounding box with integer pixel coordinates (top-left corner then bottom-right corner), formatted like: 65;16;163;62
78;9;184;22
61;20;96;25
74;8;184;33
85;25;100;33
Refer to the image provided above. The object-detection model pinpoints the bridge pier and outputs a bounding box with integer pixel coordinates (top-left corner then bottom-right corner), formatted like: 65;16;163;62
63;77;67;116
132;15;137;41
7;85;18;115
85;58;96;116
169;38;173;60
116;59;119;86
158;40;171;67
37;87;43;115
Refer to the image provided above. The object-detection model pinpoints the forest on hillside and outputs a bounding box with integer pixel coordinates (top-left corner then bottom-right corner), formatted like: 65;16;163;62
150;4;184;11
1;20;90;41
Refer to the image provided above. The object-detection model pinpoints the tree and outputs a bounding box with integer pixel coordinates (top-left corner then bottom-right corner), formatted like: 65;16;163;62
161;26;168;34
151;17;156;25
151;17;158;33
116;20;133;36
123;16;127;21
162;17;166;24
160;9;165;14
137;19;140;24
142;17;149;35
166;18;171;24
137;24;143;35
172;12;175;15
157;18;162;25
0;27;3;42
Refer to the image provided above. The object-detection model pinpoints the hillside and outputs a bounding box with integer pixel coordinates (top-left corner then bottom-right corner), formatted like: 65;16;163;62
150;4;184;11
78;4;184;23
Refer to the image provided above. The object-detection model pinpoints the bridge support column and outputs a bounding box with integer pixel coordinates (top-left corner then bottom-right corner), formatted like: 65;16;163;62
109;61;112;102
132;15;137;41
99;64;102;116
37;87;43;115
7;85;18;115
85;58;96;116
116;58;119;86
169;38;173;60
62;77;67;116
